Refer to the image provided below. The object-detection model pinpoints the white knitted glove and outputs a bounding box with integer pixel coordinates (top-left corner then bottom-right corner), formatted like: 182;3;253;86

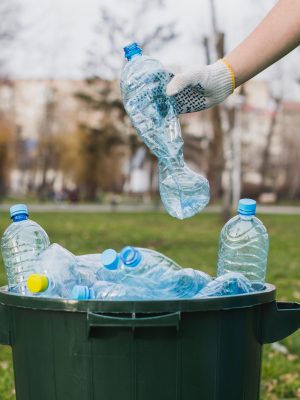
166;59;235;114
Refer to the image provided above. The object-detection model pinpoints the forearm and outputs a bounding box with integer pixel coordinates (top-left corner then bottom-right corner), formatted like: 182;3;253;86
226;0;300;87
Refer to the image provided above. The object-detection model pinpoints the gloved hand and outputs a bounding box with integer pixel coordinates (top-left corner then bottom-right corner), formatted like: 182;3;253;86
166;59;235;114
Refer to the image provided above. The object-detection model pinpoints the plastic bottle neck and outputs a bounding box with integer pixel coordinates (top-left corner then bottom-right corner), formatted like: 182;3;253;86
120;246;142;268
129;53;142;61
12;214;28;222
238;213;254;221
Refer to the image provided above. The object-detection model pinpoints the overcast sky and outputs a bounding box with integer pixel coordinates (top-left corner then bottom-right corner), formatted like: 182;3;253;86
8;0;300;95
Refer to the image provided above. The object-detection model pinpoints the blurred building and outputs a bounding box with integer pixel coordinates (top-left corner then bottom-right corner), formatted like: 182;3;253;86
0;78;300;200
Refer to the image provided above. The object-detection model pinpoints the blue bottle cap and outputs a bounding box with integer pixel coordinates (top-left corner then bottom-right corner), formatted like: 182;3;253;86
72;285;90;300
238;198;257;216
120;246;142;268
10;204;29;219
101;249;120;270
123;42;142;60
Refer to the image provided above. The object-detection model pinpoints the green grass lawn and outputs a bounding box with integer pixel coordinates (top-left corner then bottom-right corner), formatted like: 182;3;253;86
0;211;299;399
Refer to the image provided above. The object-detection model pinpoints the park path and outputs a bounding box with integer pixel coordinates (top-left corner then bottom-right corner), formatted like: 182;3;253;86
0;203;300;214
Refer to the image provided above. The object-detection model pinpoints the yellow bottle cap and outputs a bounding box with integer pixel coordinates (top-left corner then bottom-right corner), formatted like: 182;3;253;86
27;274;49;293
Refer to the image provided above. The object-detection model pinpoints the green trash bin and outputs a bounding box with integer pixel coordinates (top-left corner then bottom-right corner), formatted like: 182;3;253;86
0;284;299;400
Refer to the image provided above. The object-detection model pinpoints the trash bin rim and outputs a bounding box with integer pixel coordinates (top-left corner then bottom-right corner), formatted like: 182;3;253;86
0;284;276;313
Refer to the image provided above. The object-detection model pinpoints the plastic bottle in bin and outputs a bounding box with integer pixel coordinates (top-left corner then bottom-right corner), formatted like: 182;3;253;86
120;42;210;219
72;280;157;301
96;249;125;283
26;243;93;298
119;246;182;278
119;246;210;299
197;272;253;298
98;247;167;293
0;204;50;294
217;199;269;290
159;268;211;298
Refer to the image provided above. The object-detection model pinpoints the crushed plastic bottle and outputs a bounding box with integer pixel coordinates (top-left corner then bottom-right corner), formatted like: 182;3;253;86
94;246;210;300
120;42;210;219
76;253;102;269
119;246;182;279
217;199;269;290
159;268;211;298
196;272;253;297
120;246;212;297
27;244;82;298
96;249;125;283
1;204;50;294
75;253;103;286
72;280;157;301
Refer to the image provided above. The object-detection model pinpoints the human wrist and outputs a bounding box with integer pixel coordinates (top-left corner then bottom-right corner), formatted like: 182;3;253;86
225;52;250;87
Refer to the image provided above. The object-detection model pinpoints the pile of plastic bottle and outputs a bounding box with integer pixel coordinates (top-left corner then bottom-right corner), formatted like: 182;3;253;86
0;200;269;301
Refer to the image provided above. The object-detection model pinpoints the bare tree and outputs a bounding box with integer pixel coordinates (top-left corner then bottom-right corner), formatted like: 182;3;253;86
0;117;14;198
86;0;177;79
75;80;129;200
259;93;282;188
0;0;21;198
35;83;58;199
203;0;245;220
202;0;229;219
0;0;21;77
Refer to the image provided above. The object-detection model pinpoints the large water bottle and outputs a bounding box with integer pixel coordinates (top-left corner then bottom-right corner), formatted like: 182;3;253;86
217;199;269;290
26;244;80;298
120;42;210;219
0;204;50;294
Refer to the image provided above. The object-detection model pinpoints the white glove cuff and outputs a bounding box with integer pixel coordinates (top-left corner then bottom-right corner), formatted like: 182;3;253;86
206;59;235;105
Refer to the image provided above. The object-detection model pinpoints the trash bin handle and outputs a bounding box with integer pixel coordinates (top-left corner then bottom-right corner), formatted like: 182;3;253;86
87;311;181;334
260;301;300;344
0;303;11;346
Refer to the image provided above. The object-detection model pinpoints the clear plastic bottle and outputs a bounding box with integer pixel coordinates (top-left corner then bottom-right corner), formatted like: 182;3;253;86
197;272;253;298
26;243;80;298
120;246;211;299
120;42;210;219
119;246;182;279
217;199;269;290
0;204;50;294
72;280;156;301
98;247;167;292
158;268;211;299
75;253;103;286
96;249;125;283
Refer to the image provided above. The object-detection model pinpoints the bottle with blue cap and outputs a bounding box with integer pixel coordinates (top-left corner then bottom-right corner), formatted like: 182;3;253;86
119;246;211;298
0;204;50;294
120;42;210;219
96;248;125;283
72;280;156;301
119;246;183;278
217;199;269;290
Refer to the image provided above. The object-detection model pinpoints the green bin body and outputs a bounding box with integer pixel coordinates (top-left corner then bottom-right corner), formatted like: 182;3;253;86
0;285;299;400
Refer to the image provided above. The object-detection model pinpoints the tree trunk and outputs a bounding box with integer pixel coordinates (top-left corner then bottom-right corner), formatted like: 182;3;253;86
260;97;281;187
207;106;224;200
